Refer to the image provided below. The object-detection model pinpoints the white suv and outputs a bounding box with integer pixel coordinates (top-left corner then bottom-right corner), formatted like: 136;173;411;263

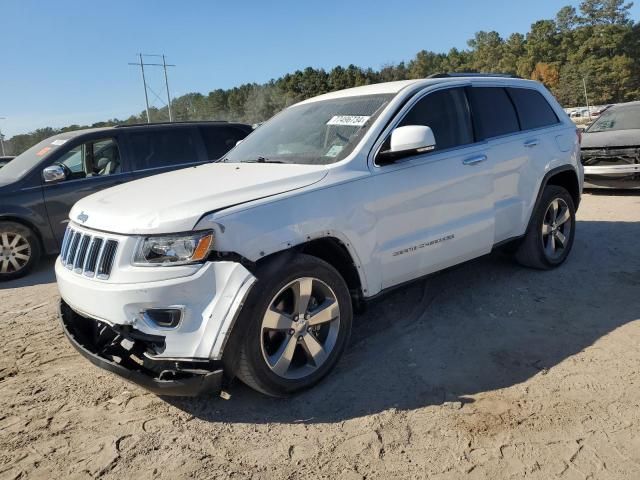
57;75;583;397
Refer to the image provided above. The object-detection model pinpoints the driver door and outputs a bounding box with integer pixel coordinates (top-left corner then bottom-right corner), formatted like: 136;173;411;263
372;87;496;289
42;136;130;245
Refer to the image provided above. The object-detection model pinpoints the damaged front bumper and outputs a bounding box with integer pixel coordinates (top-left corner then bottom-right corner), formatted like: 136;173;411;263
60;300;223;396
581;147;640;188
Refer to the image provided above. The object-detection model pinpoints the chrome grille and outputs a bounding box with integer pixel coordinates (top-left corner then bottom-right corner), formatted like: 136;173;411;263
60;227;119;279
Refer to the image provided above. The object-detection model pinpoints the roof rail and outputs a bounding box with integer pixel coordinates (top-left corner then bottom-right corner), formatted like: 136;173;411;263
427;72;521;79
113;120;229;128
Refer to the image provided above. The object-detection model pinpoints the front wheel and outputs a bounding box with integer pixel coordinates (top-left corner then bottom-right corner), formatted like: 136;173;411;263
515;185;576;269
0;222;41;281
228;254;352;397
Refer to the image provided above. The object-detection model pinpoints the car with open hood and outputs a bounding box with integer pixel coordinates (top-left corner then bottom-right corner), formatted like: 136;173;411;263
57;75;583;398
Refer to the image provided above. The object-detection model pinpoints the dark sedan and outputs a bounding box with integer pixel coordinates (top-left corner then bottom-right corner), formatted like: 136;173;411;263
581;101;640;189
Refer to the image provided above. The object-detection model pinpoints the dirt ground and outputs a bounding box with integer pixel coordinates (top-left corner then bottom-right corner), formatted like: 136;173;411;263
1;192;639;480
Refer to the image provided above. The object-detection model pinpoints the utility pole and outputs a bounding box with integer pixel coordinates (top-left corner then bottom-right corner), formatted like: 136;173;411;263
162;55;173;122
0;117;6;156
128;54;176;123
582;77;591;118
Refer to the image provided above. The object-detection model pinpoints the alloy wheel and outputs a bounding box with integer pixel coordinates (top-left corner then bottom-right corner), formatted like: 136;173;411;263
0;232;31;274
260;277;341;380
541;198;572;260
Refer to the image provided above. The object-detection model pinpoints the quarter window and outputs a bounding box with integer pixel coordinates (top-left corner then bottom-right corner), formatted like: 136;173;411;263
398;88;474;151
128;129;200;170
468;87;520;139
507;88;559;130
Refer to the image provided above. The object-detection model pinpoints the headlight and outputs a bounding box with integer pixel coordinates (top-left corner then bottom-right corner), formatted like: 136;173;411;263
133;231;214;266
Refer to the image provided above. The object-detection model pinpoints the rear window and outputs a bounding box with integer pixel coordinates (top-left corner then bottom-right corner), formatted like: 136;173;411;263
508;88;558;130
200;126;249;160
468;87;520;139
128;129;200;170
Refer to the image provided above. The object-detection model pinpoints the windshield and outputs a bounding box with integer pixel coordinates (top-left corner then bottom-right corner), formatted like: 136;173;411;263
224;94;394;165
587;104;640;133
0;134;74;182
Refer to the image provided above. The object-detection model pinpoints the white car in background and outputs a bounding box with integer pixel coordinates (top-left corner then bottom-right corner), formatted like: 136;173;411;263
57;75;583;397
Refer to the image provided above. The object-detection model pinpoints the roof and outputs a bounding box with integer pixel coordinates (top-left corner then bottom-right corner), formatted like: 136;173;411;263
609;101;640;110
296;75;540;105
297;80;422;104
53;121;251;138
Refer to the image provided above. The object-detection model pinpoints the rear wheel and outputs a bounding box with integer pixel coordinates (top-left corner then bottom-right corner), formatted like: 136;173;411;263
515;185;576;269
228;254;352;397
0;222;41;281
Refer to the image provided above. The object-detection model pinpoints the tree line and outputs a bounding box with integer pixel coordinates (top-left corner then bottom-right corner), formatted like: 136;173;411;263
6;0;639;155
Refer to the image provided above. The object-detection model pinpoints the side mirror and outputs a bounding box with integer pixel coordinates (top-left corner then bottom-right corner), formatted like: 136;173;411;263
43;165;66;183
378;125;436;163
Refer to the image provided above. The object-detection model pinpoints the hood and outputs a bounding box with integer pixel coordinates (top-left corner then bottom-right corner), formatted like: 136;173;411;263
581;129;640;149
69;162;328;234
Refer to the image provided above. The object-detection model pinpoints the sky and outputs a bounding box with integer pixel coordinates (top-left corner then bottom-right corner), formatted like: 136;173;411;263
2;0;639;138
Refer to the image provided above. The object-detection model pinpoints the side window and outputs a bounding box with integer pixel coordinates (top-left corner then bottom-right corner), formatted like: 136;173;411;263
468;87;520;139
398;88;474;151
56;138;121;180
128;129;200;170
200;126;249;160
507;88;559;130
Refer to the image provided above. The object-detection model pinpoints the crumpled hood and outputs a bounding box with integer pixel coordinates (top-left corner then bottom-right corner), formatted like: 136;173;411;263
69;162;328;234
581;129;640;149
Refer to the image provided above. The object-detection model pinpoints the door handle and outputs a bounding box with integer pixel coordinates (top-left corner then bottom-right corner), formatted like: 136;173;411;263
462;154;487;166
524;139;539;148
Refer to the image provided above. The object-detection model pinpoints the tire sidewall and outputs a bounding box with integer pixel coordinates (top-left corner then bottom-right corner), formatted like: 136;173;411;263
533;186;576;267
0;222;41;281
231;253;353;396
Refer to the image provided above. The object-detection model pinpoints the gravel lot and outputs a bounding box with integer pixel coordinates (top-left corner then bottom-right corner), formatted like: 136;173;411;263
1;192;639;480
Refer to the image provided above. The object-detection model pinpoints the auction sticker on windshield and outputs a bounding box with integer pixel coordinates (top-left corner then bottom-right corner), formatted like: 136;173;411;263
327;115;370;127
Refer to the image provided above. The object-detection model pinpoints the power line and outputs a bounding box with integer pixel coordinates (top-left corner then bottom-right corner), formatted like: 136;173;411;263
128;53;175;123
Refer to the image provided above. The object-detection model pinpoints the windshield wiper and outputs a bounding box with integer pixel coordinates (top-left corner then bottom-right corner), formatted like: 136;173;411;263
243;156;285;164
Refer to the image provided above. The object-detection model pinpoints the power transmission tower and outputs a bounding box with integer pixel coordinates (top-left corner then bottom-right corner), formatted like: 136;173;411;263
128;54;175;123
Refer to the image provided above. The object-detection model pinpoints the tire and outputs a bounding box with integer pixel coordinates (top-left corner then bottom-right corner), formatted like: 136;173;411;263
515;185;576;270
0;221;41;281
226;253;352;397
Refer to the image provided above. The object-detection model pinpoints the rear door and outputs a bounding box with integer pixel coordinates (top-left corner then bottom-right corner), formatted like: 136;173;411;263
467;85;562;242
126;127;207;181
506;87;565;233
42;135;130;244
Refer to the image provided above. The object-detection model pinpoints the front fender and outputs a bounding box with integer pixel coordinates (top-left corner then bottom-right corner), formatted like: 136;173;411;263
196;182;378;296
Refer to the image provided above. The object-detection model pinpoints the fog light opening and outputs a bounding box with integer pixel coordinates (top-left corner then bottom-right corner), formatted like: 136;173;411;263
142;307;183;328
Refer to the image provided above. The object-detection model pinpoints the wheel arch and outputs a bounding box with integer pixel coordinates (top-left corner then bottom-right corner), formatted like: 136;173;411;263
254;236;366;309
527;166;581;233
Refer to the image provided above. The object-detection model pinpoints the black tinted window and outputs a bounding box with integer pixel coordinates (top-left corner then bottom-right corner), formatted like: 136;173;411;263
128;129;199;170
508;88;558;130
399;88;473;151
201;126;249;160
468;87;520;139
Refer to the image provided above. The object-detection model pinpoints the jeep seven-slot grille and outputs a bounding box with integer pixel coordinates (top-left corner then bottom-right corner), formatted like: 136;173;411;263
60;227;119;279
